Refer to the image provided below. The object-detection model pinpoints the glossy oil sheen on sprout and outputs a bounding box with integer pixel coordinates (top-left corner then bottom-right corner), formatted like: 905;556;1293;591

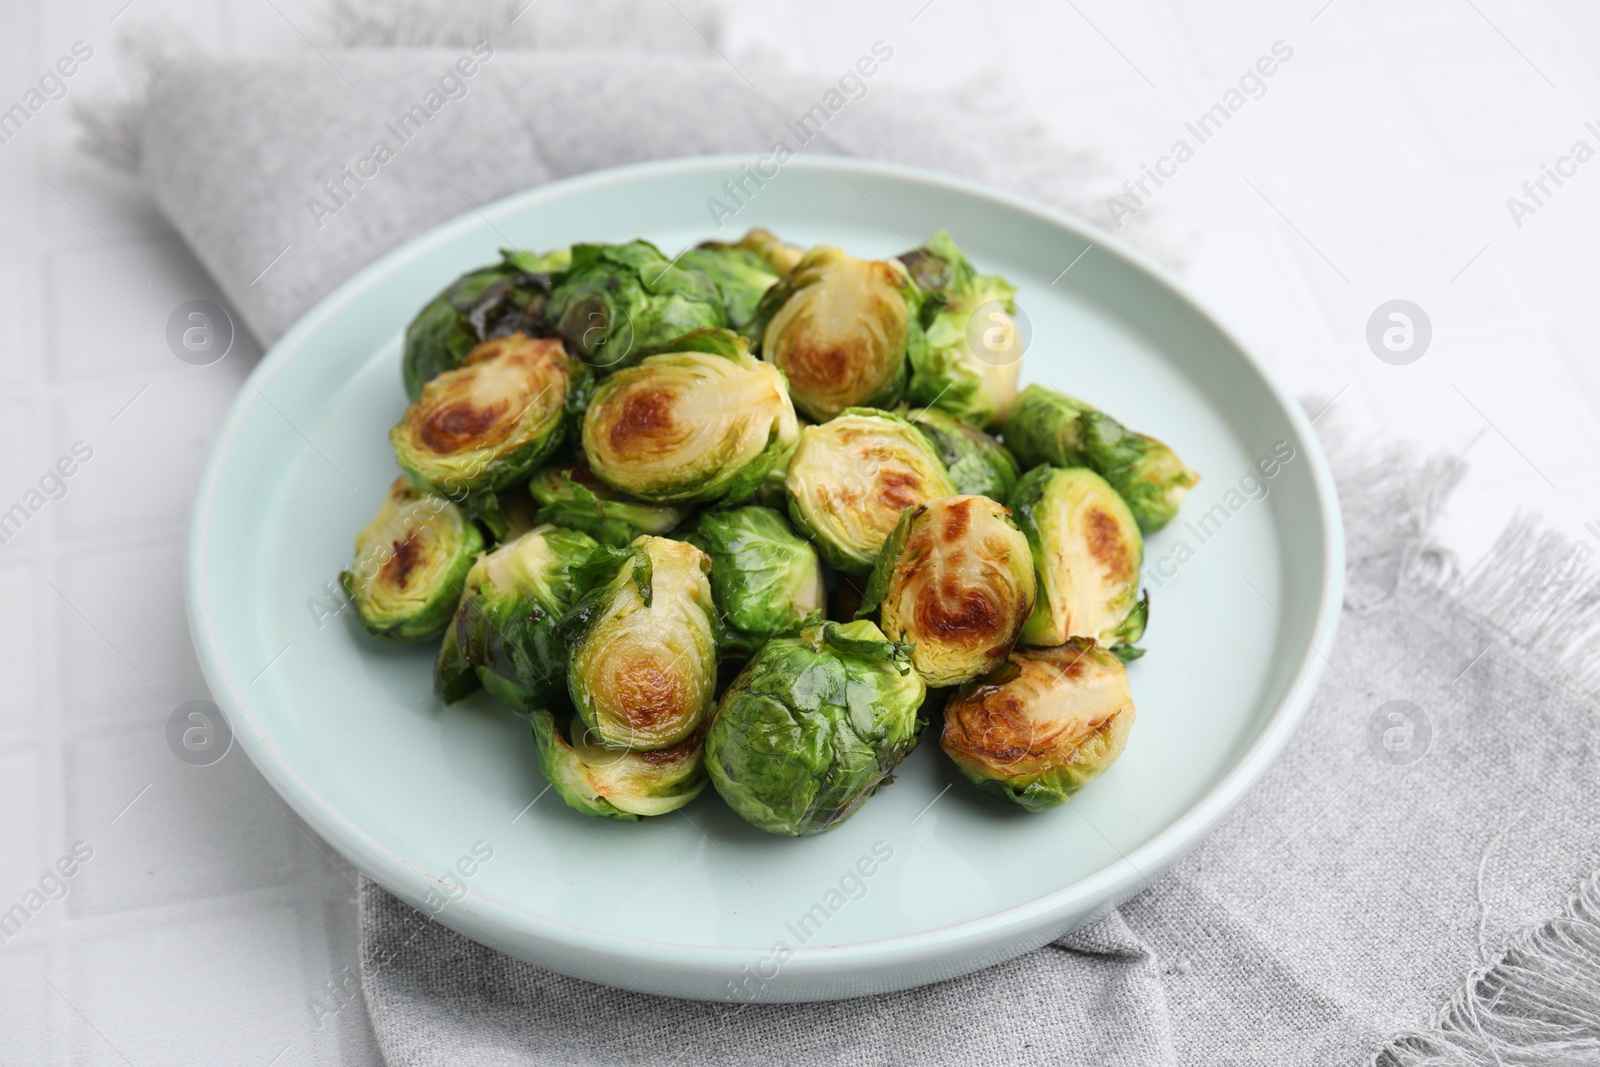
581;330;798;505
705;620;925;835
859;495;1035;687
754;247;919;422
391;334;580;504
898;230;1020;429
1001;384;1199;533
685;505;825;658
401;248;568;399
941;640;1136;811
563;536;719;750
784;408;956;575
1010;466;1146;649
433;523;600;710
341;476;483;642
530;709;706;820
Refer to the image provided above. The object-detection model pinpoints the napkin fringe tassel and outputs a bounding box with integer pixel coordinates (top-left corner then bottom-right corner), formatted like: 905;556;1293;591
1374;871;1600;1066
1322;419;1600;1064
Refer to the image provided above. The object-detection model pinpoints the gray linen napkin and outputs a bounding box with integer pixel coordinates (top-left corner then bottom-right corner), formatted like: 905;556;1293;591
91;3;1600;1063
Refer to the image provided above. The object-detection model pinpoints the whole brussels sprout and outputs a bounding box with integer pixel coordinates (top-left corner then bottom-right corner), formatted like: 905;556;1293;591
1010;466;1147;652
941;639;1135;811
1001;384;1199;532
750;246;923;422
857;495;1035;687
700;227;805;276
401;248;570;400
685;506;825;658
528;460;690;548
391;334;588;530
785;408;957;574
341;476;483;642
530;708;706;820
546;239;725;374
898;230;1021;428
433;523;601;709
582;329;799;505
706;620;925;836
561;535;719;750
907;406;1021;501
675;244;780;336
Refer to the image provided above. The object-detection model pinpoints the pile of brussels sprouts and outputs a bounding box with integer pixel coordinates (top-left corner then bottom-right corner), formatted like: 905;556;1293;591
340;229;1200;835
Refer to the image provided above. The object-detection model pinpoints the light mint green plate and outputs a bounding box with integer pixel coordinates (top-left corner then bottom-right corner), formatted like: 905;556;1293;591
187;157;1342;1002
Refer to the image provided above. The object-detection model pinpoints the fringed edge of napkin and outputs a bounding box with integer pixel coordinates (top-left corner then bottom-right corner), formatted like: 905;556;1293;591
1324;424;1600;1065
1375;872;1600;1066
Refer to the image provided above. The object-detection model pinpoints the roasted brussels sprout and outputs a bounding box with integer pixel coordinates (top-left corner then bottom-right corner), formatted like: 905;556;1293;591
582;329;799;505
530;709;706;820
676;244;780;336
941;639;1135;811
750;246;923;421
391;334;586;526
562;535;719;750
907;406;1021;501
1010;466;1147;650
785;408;957;574
857;495;1034;687
546;240;725;373
685;506;824;658
1001;384;1199;532
898;231;1021;428
400;248;569;400
341;476;483;642
433;523;600;710
529;461;690;548
706;620;925;836
701;227;805;276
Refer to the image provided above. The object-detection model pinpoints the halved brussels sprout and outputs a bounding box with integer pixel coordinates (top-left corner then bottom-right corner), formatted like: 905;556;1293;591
530;709;706;820
528;460;690;548
561;535;719;750
907;406;1021;501
581;329;799;505
545;240;725;373
401;248;570;400
1010;466;1147;651
941;639;1135;811
391;334;586;526
341;476;483;642
1001;384;1199;532
434;523;601;710
705;620;925;836
676;244;780;336
685;506;824;658
899;231;1021;428
858;495;1034;687
750;246;922;421
785;408;957;574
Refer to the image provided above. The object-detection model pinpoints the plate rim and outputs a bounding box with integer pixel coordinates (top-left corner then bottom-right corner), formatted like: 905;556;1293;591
187;153;1345;986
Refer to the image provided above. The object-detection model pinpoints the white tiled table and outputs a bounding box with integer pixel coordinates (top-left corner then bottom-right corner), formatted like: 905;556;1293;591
3;1;1598;1062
